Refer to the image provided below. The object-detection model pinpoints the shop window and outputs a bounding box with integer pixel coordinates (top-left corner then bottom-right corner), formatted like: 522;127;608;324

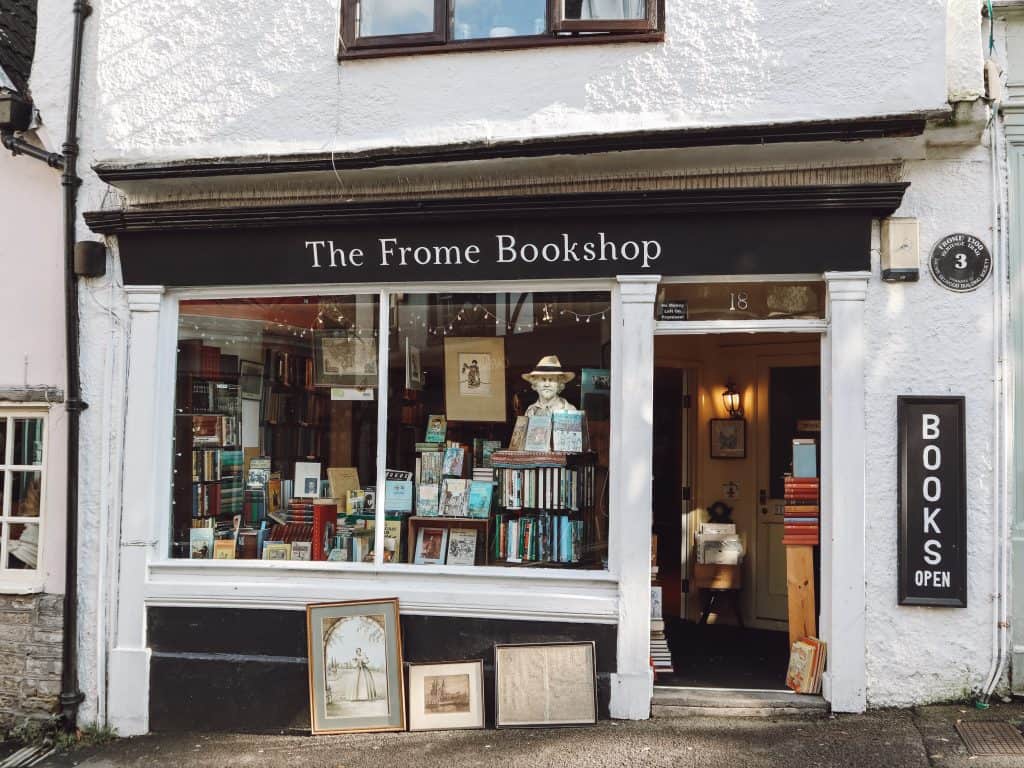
339;0;661;58
384;291;611;570
0;413;44;574
170;290;610;572
171;296;380;562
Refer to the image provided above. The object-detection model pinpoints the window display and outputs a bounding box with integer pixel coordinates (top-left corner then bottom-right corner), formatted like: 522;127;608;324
170;290;612;571
385;291;611;569
171;295;380;561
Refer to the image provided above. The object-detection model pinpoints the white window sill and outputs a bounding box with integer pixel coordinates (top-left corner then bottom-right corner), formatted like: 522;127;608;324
0;578;47;595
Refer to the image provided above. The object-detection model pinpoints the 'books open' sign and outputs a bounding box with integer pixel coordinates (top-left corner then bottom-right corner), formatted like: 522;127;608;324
897;397;967;607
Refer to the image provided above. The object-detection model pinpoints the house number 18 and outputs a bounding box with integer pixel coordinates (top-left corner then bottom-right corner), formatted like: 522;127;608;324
729;292;749;311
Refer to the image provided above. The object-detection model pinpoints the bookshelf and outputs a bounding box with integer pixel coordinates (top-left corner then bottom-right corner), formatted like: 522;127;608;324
258;348;330;476
490;452;597;567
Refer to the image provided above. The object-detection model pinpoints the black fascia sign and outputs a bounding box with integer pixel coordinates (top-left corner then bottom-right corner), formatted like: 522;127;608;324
897;396;967;607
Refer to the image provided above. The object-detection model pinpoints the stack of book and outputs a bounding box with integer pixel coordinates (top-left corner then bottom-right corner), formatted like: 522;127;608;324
783;476;819;546
492;514;583;564
650;617;674;677
785;636;827;694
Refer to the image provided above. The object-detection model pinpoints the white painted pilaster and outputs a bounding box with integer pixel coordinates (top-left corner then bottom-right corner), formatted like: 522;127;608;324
609;275;659;719
107;286;165;736
821;271;870;713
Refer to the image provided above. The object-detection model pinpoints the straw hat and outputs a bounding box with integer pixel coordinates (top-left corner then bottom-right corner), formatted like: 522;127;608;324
522;355;575;383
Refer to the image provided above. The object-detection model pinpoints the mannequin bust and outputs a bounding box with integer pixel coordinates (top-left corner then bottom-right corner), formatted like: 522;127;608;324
522;356;578;417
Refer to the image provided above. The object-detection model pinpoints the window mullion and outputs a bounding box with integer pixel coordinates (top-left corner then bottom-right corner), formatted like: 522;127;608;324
372;289;391;567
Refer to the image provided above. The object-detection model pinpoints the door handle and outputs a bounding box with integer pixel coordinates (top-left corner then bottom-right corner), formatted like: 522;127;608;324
759;489;767;515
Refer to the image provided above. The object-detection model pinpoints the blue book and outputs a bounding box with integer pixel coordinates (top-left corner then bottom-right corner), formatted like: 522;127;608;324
383;479;414;513
467;481;493;519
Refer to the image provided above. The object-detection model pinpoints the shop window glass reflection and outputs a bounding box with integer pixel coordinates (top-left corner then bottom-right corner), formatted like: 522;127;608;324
384;292;611;570
171;296;379;563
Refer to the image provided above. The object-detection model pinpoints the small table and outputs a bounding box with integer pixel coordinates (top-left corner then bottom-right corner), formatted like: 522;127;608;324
693;563;743;627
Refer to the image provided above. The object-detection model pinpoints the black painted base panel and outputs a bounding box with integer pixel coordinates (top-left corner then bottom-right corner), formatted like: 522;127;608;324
148;608;617;733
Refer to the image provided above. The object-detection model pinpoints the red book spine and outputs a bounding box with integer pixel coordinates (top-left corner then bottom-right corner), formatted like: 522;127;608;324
312;503;337;561
783;536;819;545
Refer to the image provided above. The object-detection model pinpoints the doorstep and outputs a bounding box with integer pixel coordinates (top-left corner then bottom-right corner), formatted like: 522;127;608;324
652;686;828;718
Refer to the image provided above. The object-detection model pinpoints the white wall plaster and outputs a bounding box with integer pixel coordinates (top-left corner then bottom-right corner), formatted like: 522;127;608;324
948;0;986;102
81;0;948;161
864;145;999;705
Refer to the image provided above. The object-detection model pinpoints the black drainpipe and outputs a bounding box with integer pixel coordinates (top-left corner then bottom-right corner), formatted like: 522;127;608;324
57;0;92;731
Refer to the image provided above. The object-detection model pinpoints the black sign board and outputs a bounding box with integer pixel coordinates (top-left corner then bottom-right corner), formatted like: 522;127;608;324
929;234;991;292
658;301;688;321
115;209;872;286
897;396;966;607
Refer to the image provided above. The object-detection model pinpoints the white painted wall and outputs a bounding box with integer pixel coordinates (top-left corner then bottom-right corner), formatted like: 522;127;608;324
76;0;950;163
863;145;999;705
0;145;67;597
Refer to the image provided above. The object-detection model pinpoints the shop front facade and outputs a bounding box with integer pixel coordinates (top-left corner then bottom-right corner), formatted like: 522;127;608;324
58;0;1011;736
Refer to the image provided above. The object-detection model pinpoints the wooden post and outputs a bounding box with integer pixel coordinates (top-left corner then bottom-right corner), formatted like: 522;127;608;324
786;545;816;646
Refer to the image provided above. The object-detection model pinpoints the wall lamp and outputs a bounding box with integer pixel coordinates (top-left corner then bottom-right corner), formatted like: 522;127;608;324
722;380;742;418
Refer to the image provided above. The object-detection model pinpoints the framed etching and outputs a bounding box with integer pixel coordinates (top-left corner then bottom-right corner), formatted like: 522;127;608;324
407;660;485;731
494;642;597;728
710;418;746;459
443;337;507;423
239;360;265;401
314;330;378;388
306;599;406;734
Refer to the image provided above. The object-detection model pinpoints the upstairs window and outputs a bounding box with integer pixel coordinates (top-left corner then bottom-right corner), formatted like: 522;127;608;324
340;0;661;58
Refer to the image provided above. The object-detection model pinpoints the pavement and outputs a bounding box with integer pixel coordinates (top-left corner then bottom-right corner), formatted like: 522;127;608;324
37;701;1024;768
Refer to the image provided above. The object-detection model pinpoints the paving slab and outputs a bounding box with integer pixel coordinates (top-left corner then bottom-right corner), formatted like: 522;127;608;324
29;702;1024;768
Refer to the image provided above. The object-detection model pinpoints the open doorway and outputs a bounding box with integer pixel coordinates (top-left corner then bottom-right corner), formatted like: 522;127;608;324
652;333;821;690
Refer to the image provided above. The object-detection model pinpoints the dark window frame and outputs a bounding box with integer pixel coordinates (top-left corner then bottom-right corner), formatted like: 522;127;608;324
338;0;664;60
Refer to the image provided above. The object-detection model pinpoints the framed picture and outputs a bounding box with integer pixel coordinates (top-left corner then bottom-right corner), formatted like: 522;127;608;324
443;337;507;423
494;642;597;728
710;418;746;459
414;527;448;565
314;330;378;388
407;660;485;732
306;599;406;735
239;360;264;401
405;338;424;390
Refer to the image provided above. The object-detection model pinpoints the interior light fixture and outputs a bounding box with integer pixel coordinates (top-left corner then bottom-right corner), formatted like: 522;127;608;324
722;380;742;418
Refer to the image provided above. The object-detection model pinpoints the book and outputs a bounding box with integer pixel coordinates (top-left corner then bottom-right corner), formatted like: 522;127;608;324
312;501;338;561
347;489;367;514
442;446;466;477
382;518;402;563
262;542;292;561
415;442;443;453
425;414;447;443
467;480;493;519
552;412;584;453
524;415;552;452
417;483;440;516
441;478;470;517
508;416;528;451
290;541;312;561
786;637;826;694
418;452;443;485
327;467;360;507
446;528;478;566
212;538;235;559
384;479;414;513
